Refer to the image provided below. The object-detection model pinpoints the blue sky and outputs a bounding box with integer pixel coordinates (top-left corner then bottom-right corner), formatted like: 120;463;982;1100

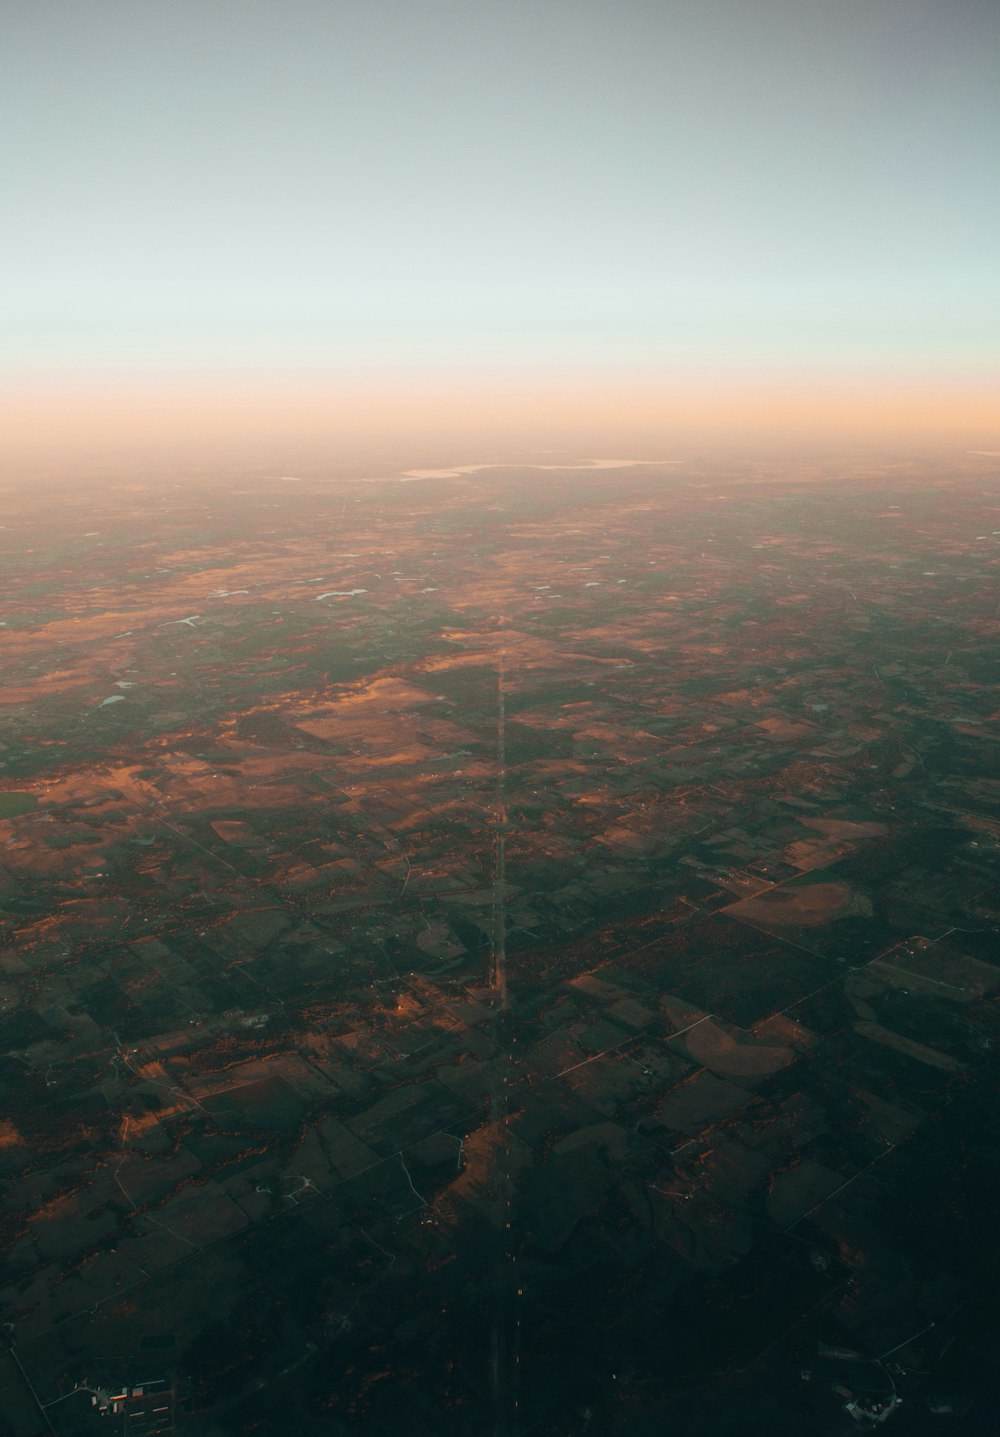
5;0;999;376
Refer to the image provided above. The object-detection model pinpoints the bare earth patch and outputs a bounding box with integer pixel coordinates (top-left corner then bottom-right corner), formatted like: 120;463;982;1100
725;880;872;928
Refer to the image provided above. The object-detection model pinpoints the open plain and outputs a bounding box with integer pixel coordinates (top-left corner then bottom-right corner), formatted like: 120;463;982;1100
1;456;999;1435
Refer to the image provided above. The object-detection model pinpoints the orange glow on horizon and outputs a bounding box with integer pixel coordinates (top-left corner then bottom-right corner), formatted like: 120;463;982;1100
3;368;999;472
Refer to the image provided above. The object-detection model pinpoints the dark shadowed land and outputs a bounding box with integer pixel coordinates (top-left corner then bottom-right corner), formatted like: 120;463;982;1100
0;456;998;1435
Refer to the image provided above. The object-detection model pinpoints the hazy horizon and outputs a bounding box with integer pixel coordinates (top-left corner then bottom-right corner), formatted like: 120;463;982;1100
4;369;1000;478
5;0;998;471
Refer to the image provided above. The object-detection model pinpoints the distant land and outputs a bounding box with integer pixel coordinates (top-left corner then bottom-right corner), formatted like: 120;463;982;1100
0;455;998;1435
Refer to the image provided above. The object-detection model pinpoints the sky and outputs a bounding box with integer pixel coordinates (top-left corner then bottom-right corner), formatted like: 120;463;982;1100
4;0;999;458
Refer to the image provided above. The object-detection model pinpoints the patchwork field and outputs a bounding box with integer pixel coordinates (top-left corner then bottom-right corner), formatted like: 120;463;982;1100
1;456;998;1434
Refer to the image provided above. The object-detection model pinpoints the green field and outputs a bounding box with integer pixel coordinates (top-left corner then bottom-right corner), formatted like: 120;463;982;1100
0;791;38;818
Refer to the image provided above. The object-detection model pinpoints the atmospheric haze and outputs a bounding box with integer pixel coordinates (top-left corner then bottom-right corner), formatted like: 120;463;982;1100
3;6;1000;1435
3;0;999;469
